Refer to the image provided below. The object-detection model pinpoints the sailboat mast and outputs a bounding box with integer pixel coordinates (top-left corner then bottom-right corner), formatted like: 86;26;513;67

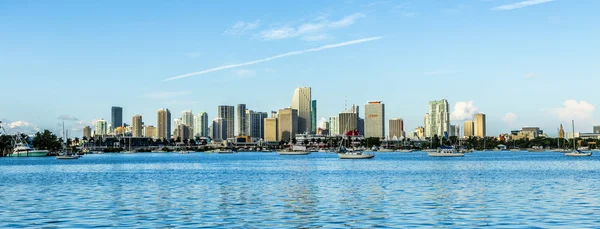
572;120;576;150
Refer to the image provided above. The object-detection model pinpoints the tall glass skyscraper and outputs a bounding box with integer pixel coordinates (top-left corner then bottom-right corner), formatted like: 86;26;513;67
111;106;123;131
310;100;317;134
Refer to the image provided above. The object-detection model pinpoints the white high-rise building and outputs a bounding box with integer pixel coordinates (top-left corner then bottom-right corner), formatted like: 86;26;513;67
182;109;193;124
329;116;339;136
364;101;385;138
211;118;227;141
194;112;209;138
95;119;108;136
291;87;311;135
425;99;450;138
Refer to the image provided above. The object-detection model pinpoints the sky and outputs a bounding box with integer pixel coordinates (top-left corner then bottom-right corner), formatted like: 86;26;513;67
1;0;600;137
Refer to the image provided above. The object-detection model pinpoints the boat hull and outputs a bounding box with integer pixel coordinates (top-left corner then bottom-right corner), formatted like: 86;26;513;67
56;155;80;160
278;151;310;155
428;152;464;157
565;152;592;157
8;151;49;157
337;153;374;159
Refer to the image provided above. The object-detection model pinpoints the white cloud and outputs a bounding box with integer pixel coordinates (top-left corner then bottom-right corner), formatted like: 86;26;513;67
551;100;595;123
503;112;518;125
232;69;256;78
451;101;479;121
258;13;365;41
142;91;191;99
492;0;554;10
424;70;462;76
318;117;328;129
1;119;41;134
58;115;79;121
224;20;260;35
524;72;537;78
164;36;382;81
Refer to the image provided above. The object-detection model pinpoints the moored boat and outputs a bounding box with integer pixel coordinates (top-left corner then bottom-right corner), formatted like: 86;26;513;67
428;146;464;157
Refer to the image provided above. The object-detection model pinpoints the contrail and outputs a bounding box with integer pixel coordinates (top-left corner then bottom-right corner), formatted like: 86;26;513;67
163;36;383;81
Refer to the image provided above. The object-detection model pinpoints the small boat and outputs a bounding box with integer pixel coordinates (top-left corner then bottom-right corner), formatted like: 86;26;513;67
278;145;310;155
423;149;437;153
122;151;136;154
398;149;413;153
378;148;395;152
510;149;521;152
564;120;592;157
336;146;374;159
428;146;464;157
212;149;234;154
318;149;328;153
56;153;80;160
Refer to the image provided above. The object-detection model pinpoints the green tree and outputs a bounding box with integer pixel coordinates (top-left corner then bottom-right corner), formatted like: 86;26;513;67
32;130;62;152
292;138;297;145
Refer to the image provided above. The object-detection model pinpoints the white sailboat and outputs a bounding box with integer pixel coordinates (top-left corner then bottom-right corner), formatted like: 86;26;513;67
57;123;80;160
565;120;592;157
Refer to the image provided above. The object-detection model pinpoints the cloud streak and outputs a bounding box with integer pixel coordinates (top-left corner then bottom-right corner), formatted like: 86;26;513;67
164;36;383;81
492;0;554;10
258;13;365;41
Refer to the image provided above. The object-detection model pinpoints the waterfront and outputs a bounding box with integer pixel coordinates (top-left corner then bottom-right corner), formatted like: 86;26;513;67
1;152;600;228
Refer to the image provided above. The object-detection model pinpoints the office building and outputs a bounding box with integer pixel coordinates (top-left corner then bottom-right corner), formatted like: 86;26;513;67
425;100;450;138
111;106;123;131
593;126;600;134
264;118;278;142
474;113;486;138
157;108;171;141
174;118;182;127
175;124;192;141
218;105;235;139
364;101;385;138
464;120;474;138
311;100;317;134
144;125;156;139
95;119;108;136
83;126;92;138
559;124;565;138
449;125;460;137
424;114;430;137
329;116;339;136
211;118;227;141
248;111;268;140
194;112;209;138
414;126;425;138
358;118;364;136
339;111;358;135
132;115;142;137
291;87;311;134
181;110;194;133
278;108;298;142
237;104;247;136
389;118;404;138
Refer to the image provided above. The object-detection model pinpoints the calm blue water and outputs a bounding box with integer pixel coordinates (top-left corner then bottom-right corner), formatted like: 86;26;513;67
1;152;600;228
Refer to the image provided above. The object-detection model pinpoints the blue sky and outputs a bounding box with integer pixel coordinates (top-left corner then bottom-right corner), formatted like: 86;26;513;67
1;0;599;137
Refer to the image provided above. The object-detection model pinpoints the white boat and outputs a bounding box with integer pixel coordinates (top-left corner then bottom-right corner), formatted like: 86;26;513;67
212;149;234;154
9;143;50;157
378;148;395;152
565;120;592;157
337;151;375;159
278;145;310;155
428;147;464;157
510;149;521;152
398;149;413;153
318;149;328;153
423;149;437;152
56;122;80;160
122;151;136;154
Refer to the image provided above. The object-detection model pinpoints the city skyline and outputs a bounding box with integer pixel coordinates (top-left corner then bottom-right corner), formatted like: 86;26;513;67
2;0;600;136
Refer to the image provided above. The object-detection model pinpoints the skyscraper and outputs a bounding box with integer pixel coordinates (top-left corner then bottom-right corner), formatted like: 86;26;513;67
132;115;142;137
157;108;171;141
83;126;92;138
211;118;227;141
365;101;385;138
464;120;474;138
218;105;235;139
95;119;108;136
175;124;192;141
311;100;317;134
449;125;460;137
593;126;600;134
248;111;268;140
559;124;565;138
278;108;298;142
111;106;123;131
329;116;339;136
474;113;486;138
425;100;450;138
339;111;358;135
291;87;311;134
237;104;247;136
181;110;194;130
389;118;404;138
264;117;278;142
194;112;209;138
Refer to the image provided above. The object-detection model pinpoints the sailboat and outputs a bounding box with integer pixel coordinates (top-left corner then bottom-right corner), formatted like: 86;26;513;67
57;123;80;160
122;135;136;154
428;127;464;157
565;120;592;157
337;129;374;159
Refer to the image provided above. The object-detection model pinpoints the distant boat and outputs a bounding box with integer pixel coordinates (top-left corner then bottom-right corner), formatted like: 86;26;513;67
565;120;592;157
336;129;374;159
56;122;80;160
428;146;464;157
278;145;310;155
378;148;395;152
398;149;413;153
210;149;234;154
